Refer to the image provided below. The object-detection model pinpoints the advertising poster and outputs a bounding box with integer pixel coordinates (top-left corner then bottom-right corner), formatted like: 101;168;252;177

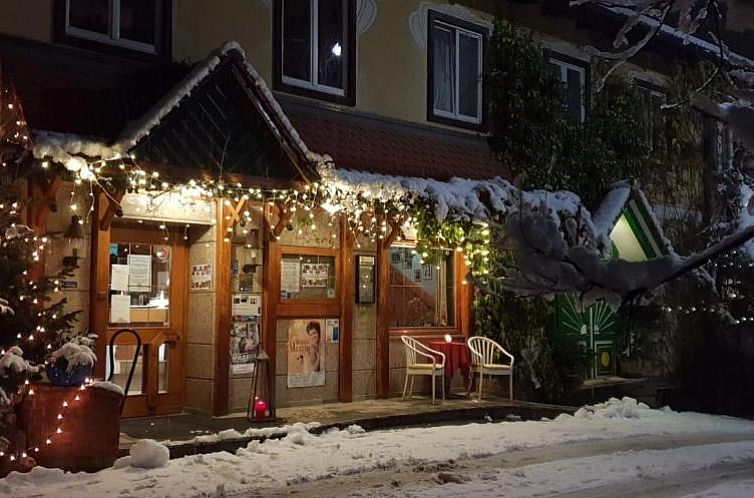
230;319;260;375
287;319;325;388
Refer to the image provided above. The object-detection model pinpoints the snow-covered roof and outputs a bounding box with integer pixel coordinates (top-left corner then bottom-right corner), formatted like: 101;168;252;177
30;41;324;175
592;180;674;257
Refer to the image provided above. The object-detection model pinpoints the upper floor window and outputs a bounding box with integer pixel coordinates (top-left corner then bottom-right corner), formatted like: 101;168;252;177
428;12;485;127
275;0;355;104
635;80;667;159
550;55;588;123
57;0;169;56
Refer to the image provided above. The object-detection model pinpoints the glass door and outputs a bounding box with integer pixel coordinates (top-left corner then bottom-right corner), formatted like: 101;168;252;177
104;224;188;417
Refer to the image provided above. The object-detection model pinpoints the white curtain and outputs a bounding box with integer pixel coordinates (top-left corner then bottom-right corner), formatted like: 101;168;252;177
433;26;454;113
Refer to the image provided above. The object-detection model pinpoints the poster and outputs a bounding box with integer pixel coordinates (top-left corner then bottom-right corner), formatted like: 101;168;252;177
232;294;261;316
110;264;129;292
287;319;325;388
301;263;329;288
110;294;131;323
230;319;260;375
281;259;301;294
191;263;213;290
127;254;152;292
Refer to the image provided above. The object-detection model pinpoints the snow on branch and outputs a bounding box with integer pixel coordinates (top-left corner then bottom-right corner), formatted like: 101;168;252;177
325;165;754;308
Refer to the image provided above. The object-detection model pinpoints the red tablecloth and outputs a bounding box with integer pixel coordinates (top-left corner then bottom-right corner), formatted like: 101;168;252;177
429;341;470;380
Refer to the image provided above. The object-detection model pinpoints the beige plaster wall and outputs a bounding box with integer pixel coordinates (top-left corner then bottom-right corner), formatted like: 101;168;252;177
0;0;53;44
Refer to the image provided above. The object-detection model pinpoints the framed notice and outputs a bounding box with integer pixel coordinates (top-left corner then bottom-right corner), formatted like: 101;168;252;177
356;255;375;304
191;263;213;290
127;254;152;292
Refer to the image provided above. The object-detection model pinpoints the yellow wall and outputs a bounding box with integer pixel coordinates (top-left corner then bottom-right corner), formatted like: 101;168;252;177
0;0;53;43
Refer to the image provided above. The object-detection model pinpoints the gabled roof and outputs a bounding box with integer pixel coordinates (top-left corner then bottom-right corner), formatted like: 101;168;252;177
7;40;319;182
593;180;674;258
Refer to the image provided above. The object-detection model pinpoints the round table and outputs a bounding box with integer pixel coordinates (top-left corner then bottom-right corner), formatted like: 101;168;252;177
429;340;470;395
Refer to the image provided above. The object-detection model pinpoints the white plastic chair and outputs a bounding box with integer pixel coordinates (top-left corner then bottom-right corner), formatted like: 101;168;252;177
466;336;514;401
400;335;446;404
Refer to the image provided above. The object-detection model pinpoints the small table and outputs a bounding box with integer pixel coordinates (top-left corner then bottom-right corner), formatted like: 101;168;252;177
429;340;471;396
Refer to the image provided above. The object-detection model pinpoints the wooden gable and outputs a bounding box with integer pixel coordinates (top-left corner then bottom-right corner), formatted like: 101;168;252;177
130;54;313;184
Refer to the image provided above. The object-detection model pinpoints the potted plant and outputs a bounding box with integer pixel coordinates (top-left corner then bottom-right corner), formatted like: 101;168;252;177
47;338;97;387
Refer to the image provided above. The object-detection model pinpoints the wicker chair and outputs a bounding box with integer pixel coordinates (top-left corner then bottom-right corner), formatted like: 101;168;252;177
466;336;514;401
400;335;445;404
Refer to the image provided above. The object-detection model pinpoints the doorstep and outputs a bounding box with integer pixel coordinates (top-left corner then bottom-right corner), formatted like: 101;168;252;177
119;396;576;459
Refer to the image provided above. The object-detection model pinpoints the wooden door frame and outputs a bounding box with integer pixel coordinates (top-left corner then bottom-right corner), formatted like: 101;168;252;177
90;192;189;417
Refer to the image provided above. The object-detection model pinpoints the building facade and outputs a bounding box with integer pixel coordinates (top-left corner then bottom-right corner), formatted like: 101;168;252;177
0;0;751;416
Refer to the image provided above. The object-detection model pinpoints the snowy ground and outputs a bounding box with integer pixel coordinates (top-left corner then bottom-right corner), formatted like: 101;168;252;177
4;398;754;498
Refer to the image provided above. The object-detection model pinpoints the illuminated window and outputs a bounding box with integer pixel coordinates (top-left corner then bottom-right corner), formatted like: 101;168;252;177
388;247;455;328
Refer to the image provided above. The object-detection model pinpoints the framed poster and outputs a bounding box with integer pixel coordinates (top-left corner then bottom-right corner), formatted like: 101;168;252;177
287;319;325;388
230;319;260;375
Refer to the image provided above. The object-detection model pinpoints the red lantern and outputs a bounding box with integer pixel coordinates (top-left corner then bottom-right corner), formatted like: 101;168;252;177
253;397;268;420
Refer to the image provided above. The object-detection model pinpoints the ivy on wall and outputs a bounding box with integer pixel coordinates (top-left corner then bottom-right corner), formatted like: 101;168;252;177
486;21;650;209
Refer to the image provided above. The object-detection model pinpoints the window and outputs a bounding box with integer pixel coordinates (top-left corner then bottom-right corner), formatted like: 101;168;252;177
276;0;355;102
428;12;485;126
59;0;168;55
388;247;455;328
635;81;667;159
550;55;588;123
280;253;337;300
108;242;171;327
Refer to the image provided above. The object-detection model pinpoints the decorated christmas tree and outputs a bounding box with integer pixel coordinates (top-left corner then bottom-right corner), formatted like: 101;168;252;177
0;190;80;459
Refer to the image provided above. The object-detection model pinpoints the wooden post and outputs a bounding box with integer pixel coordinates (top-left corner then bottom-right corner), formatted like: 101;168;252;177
90;190;111;379
374;237;391;398
338;216;354;402
213;199;231;415
262;203;278;416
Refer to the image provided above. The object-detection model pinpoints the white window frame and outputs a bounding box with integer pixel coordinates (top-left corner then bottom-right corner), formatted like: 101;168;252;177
65;0;158;55
280;0;347;97
431;19;484;125
550;57;587;123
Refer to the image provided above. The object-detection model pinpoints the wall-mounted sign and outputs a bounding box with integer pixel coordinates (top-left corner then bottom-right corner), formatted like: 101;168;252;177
119;191;215;225
356;255;375;304
190;263;213;290
232;294;262;317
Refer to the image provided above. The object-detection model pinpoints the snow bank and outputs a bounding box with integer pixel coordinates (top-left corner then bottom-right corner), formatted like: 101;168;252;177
114;439;170;470
174;421;321;446
8;399;754;498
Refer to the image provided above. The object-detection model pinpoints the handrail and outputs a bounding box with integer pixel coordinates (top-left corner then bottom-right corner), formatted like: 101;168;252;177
107;328;142;415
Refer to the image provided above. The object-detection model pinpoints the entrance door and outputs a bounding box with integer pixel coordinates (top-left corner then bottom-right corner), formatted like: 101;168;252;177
103;224;188;417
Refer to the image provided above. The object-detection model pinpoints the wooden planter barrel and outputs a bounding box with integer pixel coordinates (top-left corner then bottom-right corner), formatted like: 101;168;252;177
17;383;123;472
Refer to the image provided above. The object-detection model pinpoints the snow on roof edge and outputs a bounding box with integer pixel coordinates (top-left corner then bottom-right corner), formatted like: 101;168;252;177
606;6;754;71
